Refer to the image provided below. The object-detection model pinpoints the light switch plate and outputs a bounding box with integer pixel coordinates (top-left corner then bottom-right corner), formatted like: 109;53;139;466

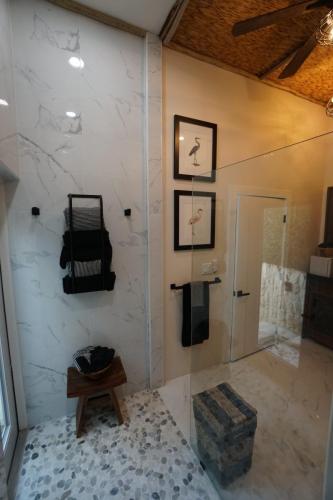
211;259;218;273
201;262;212;275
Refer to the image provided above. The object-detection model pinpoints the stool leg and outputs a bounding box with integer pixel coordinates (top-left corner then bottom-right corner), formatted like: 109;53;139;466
76;396;87;438
109;389;124;425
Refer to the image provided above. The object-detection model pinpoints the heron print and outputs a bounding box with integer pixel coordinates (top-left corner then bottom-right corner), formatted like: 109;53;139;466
189;208;203;235
189;137;201;166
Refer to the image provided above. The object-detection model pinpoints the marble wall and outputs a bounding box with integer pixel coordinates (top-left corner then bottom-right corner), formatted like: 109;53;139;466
7;0;151;426
260;263;306;337
0;0;18;178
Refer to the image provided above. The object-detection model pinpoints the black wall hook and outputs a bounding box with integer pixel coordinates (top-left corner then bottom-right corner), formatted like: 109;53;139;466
31;207;40;216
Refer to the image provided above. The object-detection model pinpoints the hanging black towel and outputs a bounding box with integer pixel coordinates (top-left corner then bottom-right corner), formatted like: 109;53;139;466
182;281;210;347
60;230;112;269
60;195;116;294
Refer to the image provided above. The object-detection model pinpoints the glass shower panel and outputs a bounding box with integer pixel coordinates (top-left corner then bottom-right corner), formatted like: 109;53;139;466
189;132;333;499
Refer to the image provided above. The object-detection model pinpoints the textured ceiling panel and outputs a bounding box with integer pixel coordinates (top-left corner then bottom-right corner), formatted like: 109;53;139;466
168;0;333;105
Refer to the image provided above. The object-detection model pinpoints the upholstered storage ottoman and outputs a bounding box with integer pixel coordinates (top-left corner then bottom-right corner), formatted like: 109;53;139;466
193;382;257;487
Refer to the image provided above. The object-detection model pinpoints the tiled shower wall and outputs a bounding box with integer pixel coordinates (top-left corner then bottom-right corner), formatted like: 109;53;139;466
6;0;151;426
0;0;18;178
260;263;306;336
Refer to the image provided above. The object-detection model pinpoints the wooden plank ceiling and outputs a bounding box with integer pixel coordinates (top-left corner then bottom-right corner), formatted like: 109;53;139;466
166;0;333;105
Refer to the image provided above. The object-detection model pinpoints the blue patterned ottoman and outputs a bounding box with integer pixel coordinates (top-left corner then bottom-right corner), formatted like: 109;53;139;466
193;383;257;487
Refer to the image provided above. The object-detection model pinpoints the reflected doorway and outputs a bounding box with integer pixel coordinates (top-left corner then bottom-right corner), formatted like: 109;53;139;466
231;193;287;361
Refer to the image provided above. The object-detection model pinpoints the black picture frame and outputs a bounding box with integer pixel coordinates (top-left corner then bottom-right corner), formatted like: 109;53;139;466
174;190;216;251
174;115;217;182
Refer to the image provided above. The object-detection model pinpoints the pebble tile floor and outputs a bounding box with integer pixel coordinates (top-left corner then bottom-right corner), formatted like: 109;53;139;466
14;390;218;500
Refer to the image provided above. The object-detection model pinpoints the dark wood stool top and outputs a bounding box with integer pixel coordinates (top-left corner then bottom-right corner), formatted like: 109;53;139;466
67;356;127;437
67;356;127;398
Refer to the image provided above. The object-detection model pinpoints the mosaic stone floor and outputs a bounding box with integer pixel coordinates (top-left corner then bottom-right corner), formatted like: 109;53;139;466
14;391;218;500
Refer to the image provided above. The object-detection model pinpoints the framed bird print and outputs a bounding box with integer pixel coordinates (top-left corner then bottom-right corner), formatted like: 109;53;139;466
174;190;216;251
174;115;217;182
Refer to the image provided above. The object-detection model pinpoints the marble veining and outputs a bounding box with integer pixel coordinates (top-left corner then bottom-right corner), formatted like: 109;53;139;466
31;13;80;52
36;105;82;135
8;0;150;425
260;263;306;339
14;390;218;500
0;0;19;178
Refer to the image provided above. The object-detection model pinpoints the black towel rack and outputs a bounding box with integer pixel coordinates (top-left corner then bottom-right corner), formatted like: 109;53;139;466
61;193;116;294
170;277;221;290
68;194;105;291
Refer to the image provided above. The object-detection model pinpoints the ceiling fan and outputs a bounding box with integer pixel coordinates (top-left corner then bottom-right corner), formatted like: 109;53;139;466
232;0;333;79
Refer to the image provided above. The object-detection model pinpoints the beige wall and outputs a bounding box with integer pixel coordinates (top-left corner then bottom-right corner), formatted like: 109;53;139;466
163;48;333;381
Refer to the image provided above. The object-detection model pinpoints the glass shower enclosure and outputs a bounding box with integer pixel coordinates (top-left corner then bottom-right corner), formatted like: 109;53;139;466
188;131;333;499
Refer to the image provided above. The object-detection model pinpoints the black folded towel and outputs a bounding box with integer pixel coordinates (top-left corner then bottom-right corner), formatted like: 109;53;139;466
60;230;112;268
74;346;115;374
63;271;116;294
67;260;101;277
62;229;111;249
182;281;210;347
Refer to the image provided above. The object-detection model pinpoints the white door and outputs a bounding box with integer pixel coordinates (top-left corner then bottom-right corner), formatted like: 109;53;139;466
231;194;287;361
0;264;17;475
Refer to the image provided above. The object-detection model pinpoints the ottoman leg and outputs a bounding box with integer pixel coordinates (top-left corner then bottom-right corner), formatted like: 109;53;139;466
76;395;87;438
109;389;123;425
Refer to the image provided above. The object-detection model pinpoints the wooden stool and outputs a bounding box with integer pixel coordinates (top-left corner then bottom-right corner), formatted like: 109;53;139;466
67;356;127;438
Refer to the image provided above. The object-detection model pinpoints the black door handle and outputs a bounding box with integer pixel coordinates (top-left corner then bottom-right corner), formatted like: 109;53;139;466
234;290;251;297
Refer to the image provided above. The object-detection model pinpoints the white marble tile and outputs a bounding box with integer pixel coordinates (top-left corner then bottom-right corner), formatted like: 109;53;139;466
0;0;19;178
8;0;150;426
260;263;306;339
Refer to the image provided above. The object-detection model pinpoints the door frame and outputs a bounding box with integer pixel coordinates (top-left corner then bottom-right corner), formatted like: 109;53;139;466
0;183;27;432
226;185;291;362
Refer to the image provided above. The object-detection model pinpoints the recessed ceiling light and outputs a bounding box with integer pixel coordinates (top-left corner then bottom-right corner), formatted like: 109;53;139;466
66;111;77;118
68;56;85;69
179;136;185;141
0;99;9;106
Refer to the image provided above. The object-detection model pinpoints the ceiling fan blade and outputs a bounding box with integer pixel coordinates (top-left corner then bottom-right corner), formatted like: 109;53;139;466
278;32;317;79
232;0;325;36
